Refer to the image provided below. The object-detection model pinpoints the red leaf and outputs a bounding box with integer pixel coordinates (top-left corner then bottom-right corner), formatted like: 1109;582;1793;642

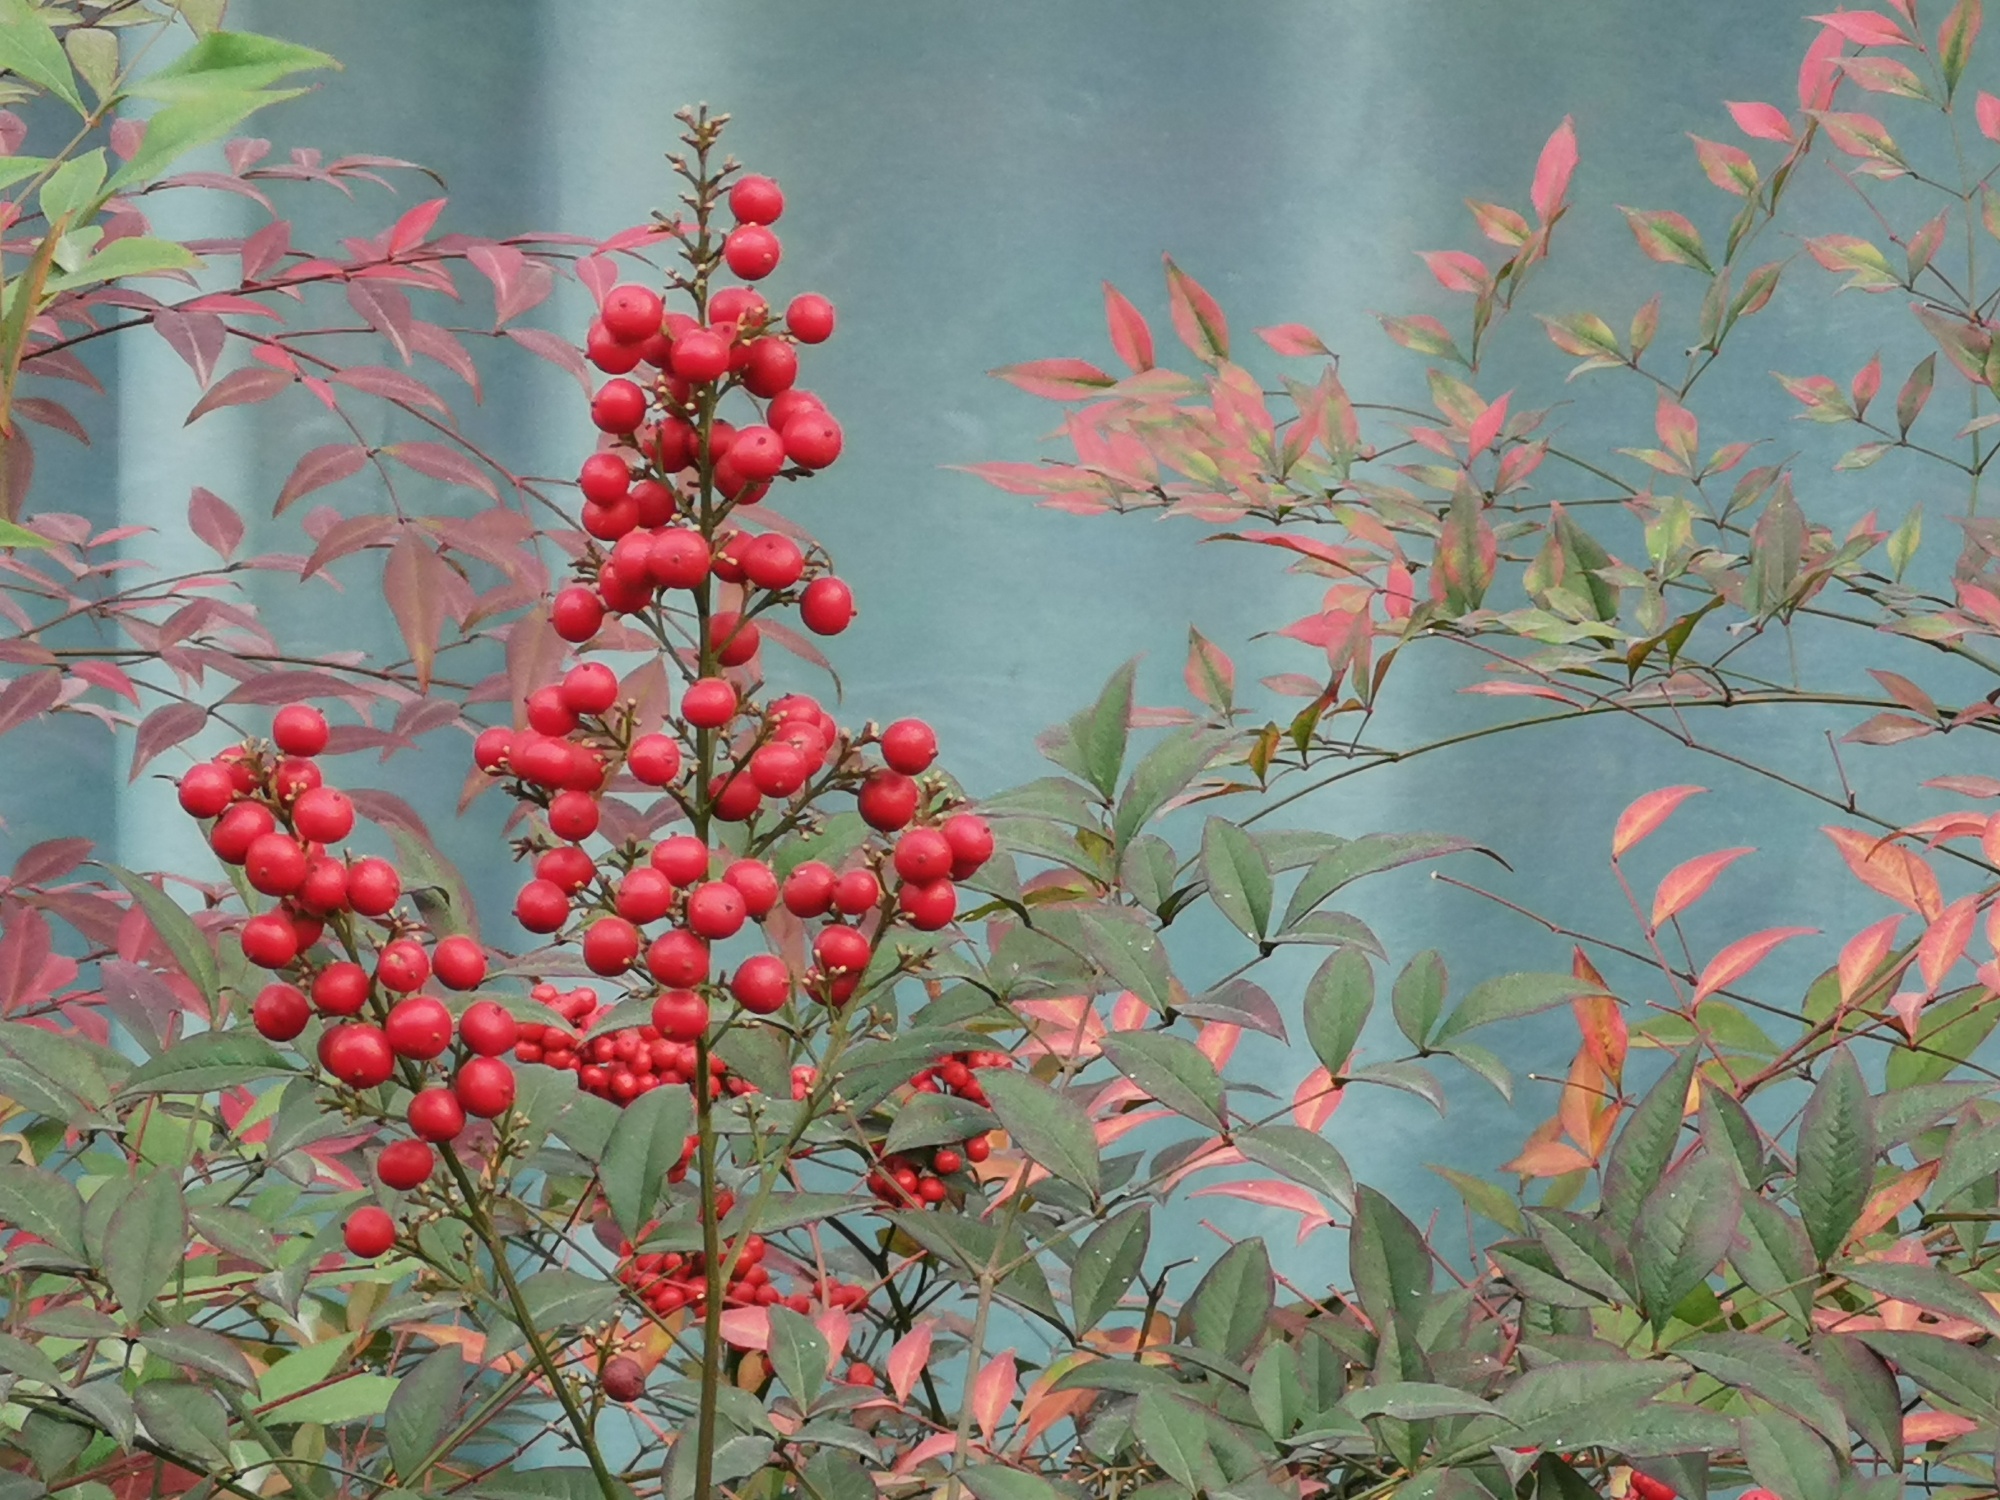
886;1322;933;1406
187;487;243;560
1651;847;1753;928
1842;712;1936;745
1980;90;2000;141
1693;926;1818;1002
384;441;500;500
303;513;398;578
332;365;449;417
1531;115;1579;221
383;530;450;691
1810;10;1913;45
1800;22;1846;108
505;326;591;396
1823;826;1944;918
1293;1065;1341;1131
1256;323;1329;357
12;837;91;887
1838;914;1903;1002
1187;1179;1336;1242
1726;100;1796;142
969;1350;1016;1444
152;308;227;388
1612;784;1706;859
388;196;447;256
129;701;208;777
990;358;1117;401
239;219;290;282
347;280;415;363
468;242;554;329
14;397;86;445
1102;281;1154;373
0;669;60;738
275;443;369;515
184;365;290;425
1919;894;1978;991
1418;250;1488;294
1163;256;1228;361
69;660;138;706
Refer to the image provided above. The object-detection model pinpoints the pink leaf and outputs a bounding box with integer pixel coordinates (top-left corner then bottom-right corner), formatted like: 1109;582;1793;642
152;309;227;388
1102;281;1154;373
184;365;290;425
991;358;1117;401
188;486;243;560
69;660;138;706
1726;100;1796;142
970;1350;1016;1444
1418;250;1488;294
1980;90;2000;141
1823;826;1944;918
1163;256;1229;361
1184;626;1234;711
347;281;414;363
1651;847;1753;928
12;837;91;886
239;219;290;283
1256;323;1329;357
0;670;60;738
573;254;615;307
1693;926;1818;1002
130;701;208;777
384;441;499;500
1467;391;1511;455
275;444;369;515
505;326;592;397
886;1322;933;1405
383;530;451;691
1293;1065;1342;1131
468;242;554;329
1810;10;1912;45
331;365;450;417
1655;392;1699;468
1918;894;1978;992
1611;784;1706;859
718;1307;769;1351
1531;115;1579;221
387;196;447;256
1800;22;1847;108
1187;1179;1336;1243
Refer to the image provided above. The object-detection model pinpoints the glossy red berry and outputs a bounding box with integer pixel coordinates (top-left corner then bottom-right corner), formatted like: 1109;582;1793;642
245;833;309;897
652;987;710;1041
780;412;841;469
473;727;514;773
647;528;709;589
375;938;431;994
177;763;235;818
527;687;579;738
459;999;518;1056
730;955;791;1014
616;866;675;924
1629;1479;1676;1500
253;982;310;1041
536;844;596;894
833;868;881;916
686;882;748;940
629;477;676;527
943;814;995;877
799;577;854;636
741;534;805;591
711;773;762;823
742;338;798;399
432;935;486;991
407;1086;467;1143
320;1022;394;1088
579;451;631;505
346;858;401;917
515;878;570;934
709;613;761;668
646;928;709;986
782;861;837;918
274;705;329;757
729;425;786;483
455;1056;517;1118
814;925;871;976
627;733;683;786
723;859;779;918
670;329;730;383
240;912;300;969
881;719;938;775
313;961;370;1016
682;677;737;728
377;1140;435;1191
584;917;642;975
548;789;601;841
932;1148;964;1175
551;586;607;644
723;224;781;280
894;829;954;883
344;1206;396;1259
584;495;638;542
651;835;709;886
749;743;809;798
291;786;354;844
592;378;647;434
602;285;665;343
386;994;453;1059
728;174;784;224
858;771;919;831
211;801;276;864
297;856;349;914
560;662;619;717
897;877;957;931
787;294;836;344
710;286;769;329
587;319;644;374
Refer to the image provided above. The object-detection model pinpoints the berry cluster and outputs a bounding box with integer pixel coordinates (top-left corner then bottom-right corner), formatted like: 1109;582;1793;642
176;705;517;1260
867;1049;1009;1209
613;1194;871;1318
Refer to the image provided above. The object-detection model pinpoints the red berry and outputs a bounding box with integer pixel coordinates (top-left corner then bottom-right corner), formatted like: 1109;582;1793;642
527;686;578;737
459;999;518;1056
651;835;709;886
548;789;601;841
455;1056;517;1118
474;727;514;773
271;758;322;802
942;814;995;877
965;1134;991;1163
749;743;809;798
670;329;730;383
897;878;957;931
584;917;642;975
723;224;781;280
386;994;453;1059
741;534;805;591
723;859;779;918
780;412;841;469
319;1022;394;1088
730;955;791;1014
858;771;919;831
743;338;798;399
1630;1479;1676;1500
313;961;370;1016
646;928;709;986
375;938;430;995
560;662;620;716
709;613;761;668
177;763;236;818
537;844;596;894
579;452;632;506
587;319;644;374
296;856;349;914
408;1085;467;1142
729;425;786;482
347;858;401;917
211;801;276;864
245;833;309;896
711;773;762;824
787;294;836;344
932;1148;963;1174
651;987;710;1041
377;1140;434;1191
782;861;837;918
515;878;570;933
273;705;330;757
344;1206;396;1259
583;496;638;542
894;829;953;883
240;912;299;969
627;733;683;787
253;982;310;1041
601;1354;646;1404
799;577;855;636
682;677;737;728
592;379;647;434
432;935;486;991
728;174;784;225
602;285;665;343
629;477;676;527
598;558;651;612
617;866;675;923
686;882;748;940
551;586;607;644
881;719;938;775
647;528;709;589
711;286;769;330
813;924;871;975
291;786;355;845
833;868;881;916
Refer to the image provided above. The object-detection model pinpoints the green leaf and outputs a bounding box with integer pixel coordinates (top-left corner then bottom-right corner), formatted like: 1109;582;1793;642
103;1170;185;1319
598;1082;693;1239
1600;1047;1699;1236
120;1029;291;1097
1633;1147;1740;1331
1796;1046;1875;1263
0;1329;66;1388
46;235;200;293
1506;1396;1737;1458
1526;1210;1635;1305
386;1346;464;1480
108;85;306;193
1730;1195;1815;1326
885;1092;995;1156
132;30;340;98
1932;1113;2000;1204
1112;729;1222;848
1302;947;1373;1075
1427;1163;1523;1233
0;0;82;114
0;518;52;548
1250;1342;1302;1440
1942;0;1980;97
1433;972;1596;1045
1871;1083;1982;1152
1134;1389;1219;1493
1739;1407;1839;1500
1392;950;1447;1049
265;1374;399;1426
1071;1206;1149;1333
1201;817;1273;941
766;1305;828;1408
1041;659;1136;800
515;1269;616;1331
1349;1185;1431;1330
976;1067;1099;1195
1100;1031;1224;1129
1496;1358;1686;1429
0;1020;120;1122
133;1381;228;1462
38;149;104;230
1238;1124;1355;1212
1180;1238;1272;1362
1279;833;1490;932
139;1323;256;1389
1814;1334;1903;1465
1841;1259;2000;1338
1345;1382;1504;1421
1076;906;1173;1013
1859;1329;2000;1420
1679;1333;1847;1444
960;1467;1065;1500
100;864;218;1007
259;1334;355;1402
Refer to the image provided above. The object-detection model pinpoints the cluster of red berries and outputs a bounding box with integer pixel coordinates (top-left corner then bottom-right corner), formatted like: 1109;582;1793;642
511;983;752;1130
613;1192;872;1318
176;706;523;1262
867;1050;1011;1210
